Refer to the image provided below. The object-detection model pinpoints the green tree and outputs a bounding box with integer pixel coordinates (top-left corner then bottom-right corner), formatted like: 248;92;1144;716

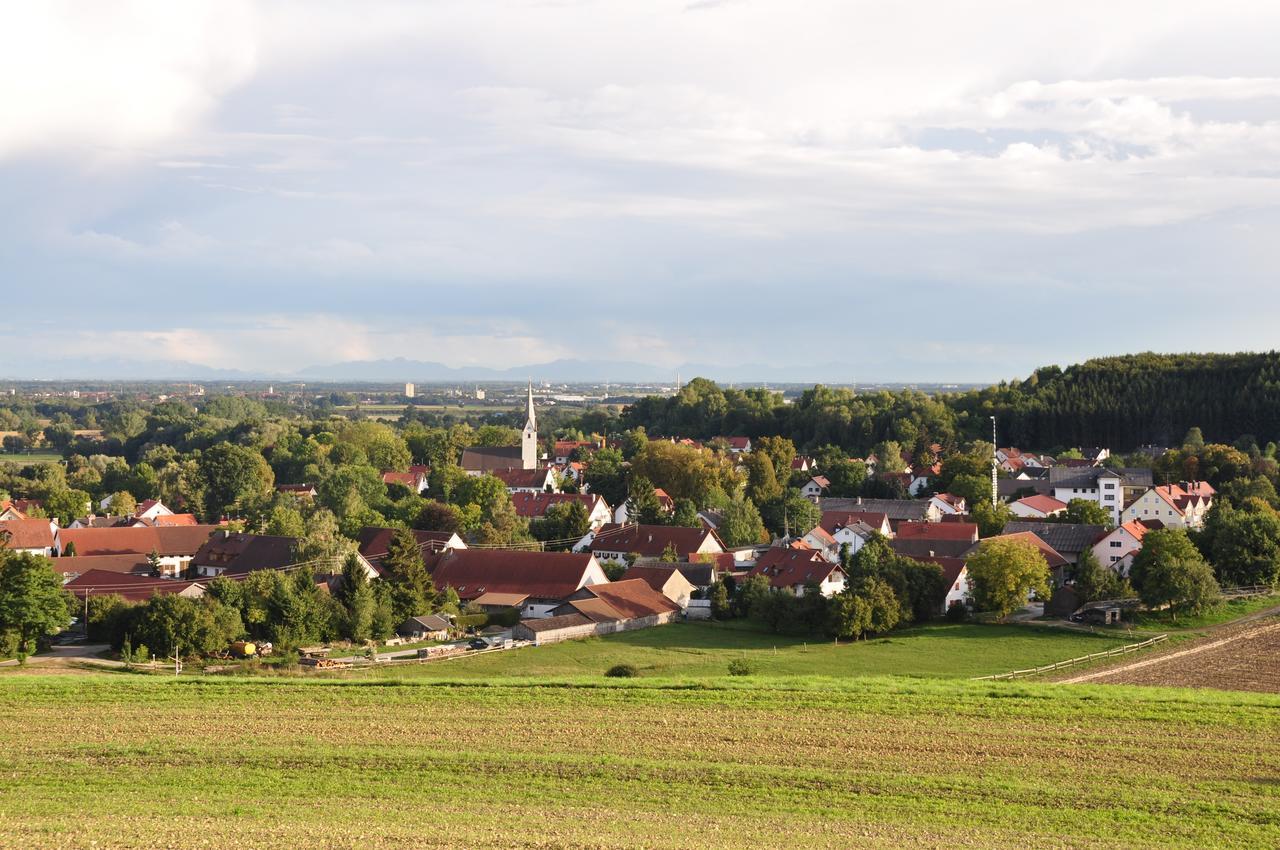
43;489;91;525
334;553;375;642
971;500;1013;538
198;443;274;520
382;528;434;620
1059;498;1113;527
671;499;701;528
758;491;822;539
106;490;138;517
827;592;871;640
717;498;767;547
1071;548;1132;602
708;581;731;619
0;552;75;656
1202;503;1280;587
966;537;1052;620
1129;529;1221;619
743;451;782;505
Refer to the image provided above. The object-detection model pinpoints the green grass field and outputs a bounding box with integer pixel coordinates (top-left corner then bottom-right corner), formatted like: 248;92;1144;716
354;620;1147;683
0;673;1275;849
0;450;63;466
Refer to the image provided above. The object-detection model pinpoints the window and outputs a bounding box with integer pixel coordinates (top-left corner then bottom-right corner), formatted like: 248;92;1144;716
1110;541;1122;548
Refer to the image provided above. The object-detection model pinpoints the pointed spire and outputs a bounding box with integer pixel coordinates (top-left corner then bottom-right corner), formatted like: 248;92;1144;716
525;380;536;432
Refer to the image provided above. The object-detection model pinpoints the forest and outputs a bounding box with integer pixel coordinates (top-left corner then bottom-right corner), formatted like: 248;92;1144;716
622;352;1280;454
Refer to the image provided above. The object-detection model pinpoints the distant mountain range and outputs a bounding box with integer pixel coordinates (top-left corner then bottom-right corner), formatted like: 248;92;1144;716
0;356;891;385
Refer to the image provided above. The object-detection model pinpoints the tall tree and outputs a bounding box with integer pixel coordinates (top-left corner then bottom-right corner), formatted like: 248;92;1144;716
1129;529;1221;619
966;537;1051;620
0;553;74;657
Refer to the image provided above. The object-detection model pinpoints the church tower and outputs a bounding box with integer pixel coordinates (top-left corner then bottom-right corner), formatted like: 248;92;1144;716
521;382;538;469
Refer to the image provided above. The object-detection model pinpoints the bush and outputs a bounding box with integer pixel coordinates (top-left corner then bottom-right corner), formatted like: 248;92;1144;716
727;658;753;676
945;601;968;623
486;607;521;628
455;613;488;630
605;663;637;678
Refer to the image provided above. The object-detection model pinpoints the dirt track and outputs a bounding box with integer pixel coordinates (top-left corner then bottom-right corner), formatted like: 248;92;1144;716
1058;617;1280;692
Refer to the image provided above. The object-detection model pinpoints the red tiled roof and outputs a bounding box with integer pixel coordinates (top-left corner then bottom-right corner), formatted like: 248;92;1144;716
510;492;605;520
490;467;553;489
1014;494;1067;514
588;523;723;558
0;518;56;550
819;510;888;535
64;569;204;602
58;525;219;557
749;548;842;590
151;514;199;527
50;554;151;577
425;549;600;601
573;579;681;619
895;521;979;542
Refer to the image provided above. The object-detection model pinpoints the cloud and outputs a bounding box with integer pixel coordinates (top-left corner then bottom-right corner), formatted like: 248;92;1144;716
3;1;1280;380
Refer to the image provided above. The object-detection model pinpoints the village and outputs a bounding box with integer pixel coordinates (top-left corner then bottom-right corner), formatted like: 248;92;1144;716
0;381;1248;673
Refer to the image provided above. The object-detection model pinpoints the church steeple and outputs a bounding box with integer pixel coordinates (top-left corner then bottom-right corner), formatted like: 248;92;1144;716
521;381;538;469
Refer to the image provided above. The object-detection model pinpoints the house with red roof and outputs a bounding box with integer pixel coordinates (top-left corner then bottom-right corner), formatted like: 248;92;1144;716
620;565;697;608
799;475;830;502
1090;518;1163;575
56;525;219;576
424;548;608;618
490;467;558;494
748;548;846;597
511;492;612;530
929;493;967;516
1120;482;1214;529
0;500;27;521
0;518;58;556
381;469;429;494
64;569;206;603
1009;494;1068;519
578;523;725;566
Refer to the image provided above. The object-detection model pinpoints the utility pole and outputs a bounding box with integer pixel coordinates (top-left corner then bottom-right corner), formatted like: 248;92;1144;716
990;416;999;506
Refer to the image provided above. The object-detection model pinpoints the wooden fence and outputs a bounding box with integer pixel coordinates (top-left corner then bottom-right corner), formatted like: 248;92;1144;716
972;634;1168;681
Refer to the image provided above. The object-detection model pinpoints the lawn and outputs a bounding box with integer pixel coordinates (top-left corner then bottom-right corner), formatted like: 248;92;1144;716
1130;593;1280;631
0;673;1275;849
332;620;1143;684
0;451;63;466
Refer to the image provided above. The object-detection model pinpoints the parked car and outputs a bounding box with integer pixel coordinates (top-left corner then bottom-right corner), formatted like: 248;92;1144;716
468;638;489;650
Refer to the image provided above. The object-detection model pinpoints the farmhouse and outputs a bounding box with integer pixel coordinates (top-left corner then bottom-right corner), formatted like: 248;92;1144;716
1001;521;1108;565
512;492;612;529
748;548;846;597
1091;518;1162;575
889;521;979;560
56;525;218;576
1009;494;1068;519
424;548;608;618
0;518;58;556
579;523;725;564
513;579;682;645
620;564;697;608
357;526;466;569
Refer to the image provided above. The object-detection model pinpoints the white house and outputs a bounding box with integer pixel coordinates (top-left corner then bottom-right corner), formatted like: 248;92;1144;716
749;548;847;597
929;493;967;516
1091;518;1161;576
1009;494;1068;519
1050;467;1124;525
1120;483;1214;530
799;475;830;502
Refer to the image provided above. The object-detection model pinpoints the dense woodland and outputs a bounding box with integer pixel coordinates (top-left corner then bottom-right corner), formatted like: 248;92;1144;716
623;352;1280;454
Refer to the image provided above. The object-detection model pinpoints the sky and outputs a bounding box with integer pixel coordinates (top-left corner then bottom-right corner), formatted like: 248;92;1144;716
2;1;1279;382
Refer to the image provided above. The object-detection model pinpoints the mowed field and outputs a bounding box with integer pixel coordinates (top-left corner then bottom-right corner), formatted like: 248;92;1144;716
369;620;1148;682
0;674;1276;849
